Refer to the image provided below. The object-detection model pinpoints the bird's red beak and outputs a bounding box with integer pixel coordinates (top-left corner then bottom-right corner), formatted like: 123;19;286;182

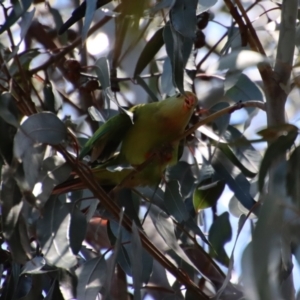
184;93;197;110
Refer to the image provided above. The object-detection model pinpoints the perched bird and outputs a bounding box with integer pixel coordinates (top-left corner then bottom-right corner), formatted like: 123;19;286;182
54;92;197;193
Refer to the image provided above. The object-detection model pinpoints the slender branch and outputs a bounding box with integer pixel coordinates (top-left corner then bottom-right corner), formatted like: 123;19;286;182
234;0;266;55
179;100;266;142
197;0;264;69
28;13;115;75
58;147;209;299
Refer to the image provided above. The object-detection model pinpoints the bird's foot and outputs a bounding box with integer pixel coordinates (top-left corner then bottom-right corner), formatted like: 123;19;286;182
146;144;174;163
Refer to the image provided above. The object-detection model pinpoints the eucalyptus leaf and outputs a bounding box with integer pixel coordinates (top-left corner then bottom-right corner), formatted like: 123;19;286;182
161;57;177;95
210;102;230;136
134;27;164;77
129;223;142;300
286;146;300;208
58;269;77;300
81;0;97;44
170;0;198;39
14;112;67;161
0;0;33;34
149;0;175;14
208;50;271;74
33;156;72;208
258;128;298;192
135;76;159;102
18;9;35;46
37;196;77;269
166;161;197;198
209;212;232;266
76;256;107;300
68;203;87;255
0;92;20;127
21;257;47;275
198;0;218;13
212;149;257;211
164;24;193;94
149;205;199;272
95;57;111;91
193;179;225;211
1;171;29;264
164;180;190;222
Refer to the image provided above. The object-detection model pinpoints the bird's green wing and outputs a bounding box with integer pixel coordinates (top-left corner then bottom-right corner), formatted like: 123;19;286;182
79;110;134;162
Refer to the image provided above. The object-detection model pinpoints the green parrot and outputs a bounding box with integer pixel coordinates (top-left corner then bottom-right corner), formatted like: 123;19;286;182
54;92;197;193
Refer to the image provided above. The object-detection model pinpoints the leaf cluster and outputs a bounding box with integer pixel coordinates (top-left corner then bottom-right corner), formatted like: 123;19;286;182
0;0;300;299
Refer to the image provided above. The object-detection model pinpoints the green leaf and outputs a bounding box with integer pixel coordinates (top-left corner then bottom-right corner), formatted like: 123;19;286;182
82;0;97;44
134;27;164;77
130;223;142;300
48;6;65;40
149;204;198;271
135;76;159;102
44;280;64;300
258;127;298;192
0;92;20;127
223;125;261;176
149;0;175;14
164;180;190;222
37;196;77;269
221;26;243;55
218;143;257;178
257;123;297;140
170;0;198;39
76;256;107;300
0;0;33;34
34;156;72;208
109;220;133;276
58;269;77;300
183;217;211;246
198;0;218;13
135;186;167;212
225;72;264;101
104;211;124;298
14;112;67;161
225;73;264;130
18;9;35;45
22;143;46;190
117;245;132;276
210;102;230;136
163;24;193;94
193;179;225;211
161;57;176;95
286;146;300;207
43;82;62;113
208;50;271;74
228;178;258;218
211;149;256;211
209;212;232;266
95;57;111;91
13;274;43;300
242;195;285;299
0;94;19;164
9;49;40;76
21;257;48;275
68;204;87;255
115;189;142;228
1;172;29;264
167;161;196;198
